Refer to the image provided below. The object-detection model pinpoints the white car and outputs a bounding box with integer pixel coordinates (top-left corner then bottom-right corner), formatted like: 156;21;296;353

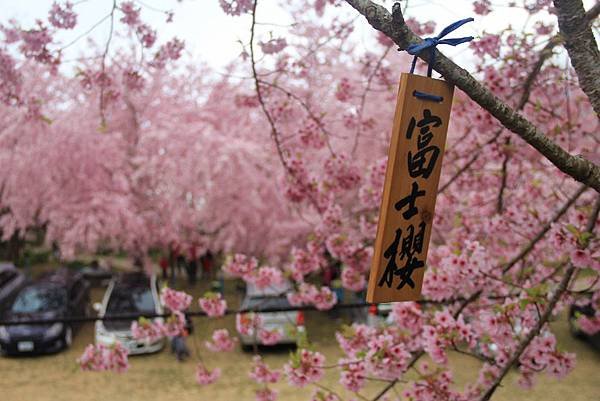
239;281;304;349
94;272;164;355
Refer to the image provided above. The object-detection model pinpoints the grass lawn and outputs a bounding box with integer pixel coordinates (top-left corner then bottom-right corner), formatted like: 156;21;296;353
0;267;599;401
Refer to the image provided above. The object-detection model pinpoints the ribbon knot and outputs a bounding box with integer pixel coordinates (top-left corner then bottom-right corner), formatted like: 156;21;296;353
406;17;474;77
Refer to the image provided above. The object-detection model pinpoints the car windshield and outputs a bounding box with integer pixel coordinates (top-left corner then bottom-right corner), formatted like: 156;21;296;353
242;296;291;312
0;270;16;287
106;286;155;314
12;286;66;313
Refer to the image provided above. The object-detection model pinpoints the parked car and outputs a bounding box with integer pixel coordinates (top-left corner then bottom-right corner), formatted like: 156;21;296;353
238;281;304;350
0;263;26;314
0;269;90;355
94;272;164;355
366;303;394;327
569;302;600;350
80;260;112;287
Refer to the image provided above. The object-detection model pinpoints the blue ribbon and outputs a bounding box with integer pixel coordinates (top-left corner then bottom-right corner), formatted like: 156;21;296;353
407;17;474;78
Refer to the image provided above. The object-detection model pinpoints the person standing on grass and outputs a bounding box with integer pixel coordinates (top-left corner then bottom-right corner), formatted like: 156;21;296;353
201;250;214;280
186;244;198;286
159;255;169;280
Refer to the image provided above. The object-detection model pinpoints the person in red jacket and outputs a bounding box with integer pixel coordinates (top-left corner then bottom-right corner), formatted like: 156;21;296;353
159;255;169;279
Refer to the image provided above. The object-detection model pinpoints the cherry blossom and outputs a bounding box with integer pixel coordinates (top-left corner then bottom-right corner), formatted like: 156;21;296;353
249;355;281;384
195;363;221;385
205;329;237;352
198;292;227;317
160;287;192;312
162;311;186;337
259;38;287;54
283;349;325;387
78;343;129;373
48;2;77;29
236;312;263;336
131;317;164;344
258;328;283;345
255;387;278;401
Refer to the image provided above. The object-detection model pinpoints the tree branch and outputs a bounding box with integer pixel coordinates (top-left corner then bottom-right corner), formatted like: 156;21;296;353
480;192;600;401
553;0;600;117
502;183;588;273
370;292;481;401
343;0;600;192
439;2;598;194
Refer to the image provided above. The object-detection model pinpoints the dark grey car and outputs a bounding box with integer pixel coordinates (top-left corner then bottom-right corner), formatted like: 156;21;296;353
0;269;90;355
0;263;26;314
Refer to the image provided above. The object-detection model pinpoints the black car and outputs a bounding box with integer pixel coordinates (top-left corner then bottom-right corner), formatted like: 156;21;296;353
569;302;600;350
0;269;90;355
0;263;26;314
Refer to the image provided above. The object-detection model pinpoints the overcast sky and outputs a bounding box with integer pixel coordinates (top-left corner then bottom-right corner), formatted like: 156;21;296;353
3;0;592;74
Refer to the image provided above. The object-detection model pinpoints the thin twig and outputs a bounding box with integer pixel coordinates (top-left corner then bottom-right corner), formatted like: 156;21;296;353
502;183;588;273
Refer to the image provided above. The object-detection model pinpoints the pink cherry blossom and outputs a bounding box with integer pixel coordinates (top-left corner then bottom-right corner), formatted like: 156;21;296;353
259;38;287;54
219;0;253;16
198;292;227;317
578;315;600;335
0;50;21;104
283;349;325;387
473;0;492;15
258;328;283;345
255;387;278;401
160;287;192;312
136;24;156;48
205;329;237;352
222;254;258;279
162;311;186;337
339;359;366;392
249;355;281;384
131;317;164;343
341;267;366;291
336;324;374;358
48;2;77;29
195;363;221;385
247;266;284;289
335;78;352;102
365;333;411;380
78;342;129;373
119;1;141;26
236;312;263;336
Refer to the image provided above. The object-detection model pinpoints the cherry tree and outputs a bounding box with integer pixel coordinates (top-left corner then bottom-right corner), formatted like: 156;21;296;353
1;1;599;401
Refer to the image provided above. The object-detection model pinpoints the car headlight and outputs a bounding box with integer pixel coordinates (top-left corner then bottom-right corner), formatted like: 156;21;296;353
44;323;64;339
0;326;9;342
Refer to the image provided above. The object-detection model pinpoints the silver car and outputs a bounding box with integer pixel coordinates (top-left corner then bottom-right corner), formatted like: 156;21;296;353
239;281;304;349
94;272;164;355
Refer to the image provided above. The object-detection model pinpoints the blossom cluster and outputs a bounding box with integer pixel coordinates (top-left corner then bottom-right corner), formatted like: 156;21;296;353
283;349;325;387
78;342;129;373
198;292;227;317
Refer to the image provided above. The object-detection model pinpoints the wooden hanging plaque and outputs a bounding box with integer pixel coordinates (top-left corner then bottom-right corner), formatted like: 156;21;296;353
366;73;454;303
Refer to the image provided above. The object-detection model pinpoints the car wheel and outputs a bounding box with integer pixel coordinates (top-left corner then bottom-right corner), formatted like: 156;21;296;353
64;326;73;348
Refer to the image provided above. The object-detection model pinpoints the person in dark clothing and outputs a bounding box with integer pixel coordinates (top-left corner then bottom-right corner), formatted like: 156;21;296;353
170;314;193;362
201;250;214;280
159;256;169;280
186;245;198;286
171;334;190;361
